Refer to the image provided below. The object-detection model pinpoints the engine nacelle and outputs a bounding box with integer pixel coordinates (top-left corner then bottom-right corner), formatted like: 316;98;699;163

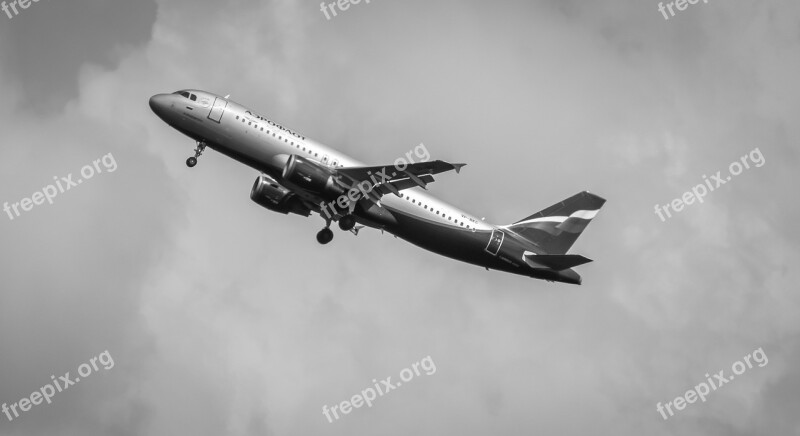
250;174;310;216
281;154;345;199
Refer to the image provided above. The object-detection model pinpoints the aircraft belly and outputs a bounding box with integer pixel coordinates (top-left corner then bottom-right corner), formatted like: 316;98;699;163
385;208;530;276
214;132;284;175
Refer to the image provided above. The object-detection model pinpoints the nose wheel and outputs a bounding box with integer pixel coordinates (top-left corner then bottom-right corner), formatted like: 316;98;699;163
186;141;207;168
316;227;334;245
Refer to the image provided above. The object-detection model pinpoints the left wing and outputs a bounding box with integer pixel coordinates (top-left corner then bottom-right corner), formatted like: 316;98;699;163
334;160;466;205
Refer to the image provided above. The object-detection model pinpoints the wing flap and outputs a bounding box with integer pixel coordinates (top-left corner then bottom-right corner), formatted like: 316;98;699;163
375;174;436;195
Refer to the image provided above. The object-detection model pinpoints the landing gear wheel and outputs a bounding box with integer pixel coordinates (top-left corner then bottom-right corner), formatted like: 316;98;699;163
338;215;356;231
316;228;334;245
186;140;207;168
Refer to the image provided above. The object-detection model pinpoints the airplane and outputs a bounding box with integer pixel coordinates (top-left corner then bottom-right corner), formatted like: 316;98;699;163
149;89;606;284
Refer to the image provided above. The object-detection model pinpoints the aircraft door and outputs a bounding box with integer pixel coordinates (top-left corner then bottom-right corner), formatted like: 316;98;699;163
208;97;228;123
485;229;505;256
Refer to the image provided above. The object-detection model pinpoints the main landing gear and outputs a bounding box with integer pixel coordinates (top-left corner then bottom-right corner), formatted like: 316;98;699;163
316;215;357;245
338;215;356;231
316;227;334;245
186;140;207;168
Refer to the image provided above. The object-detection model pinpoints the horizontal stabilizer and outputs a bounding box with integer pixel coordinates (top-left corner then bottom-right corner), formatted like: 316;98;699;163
522;253;593;271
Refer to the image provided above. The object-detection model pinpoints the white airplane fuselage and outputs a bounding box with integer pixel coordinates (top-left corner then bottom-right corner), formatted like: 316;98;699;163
150;89;594;284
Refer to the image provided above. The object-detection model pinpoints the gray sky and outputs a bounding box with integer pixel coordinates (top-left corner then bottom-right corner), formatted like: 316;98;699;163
1;0;798;435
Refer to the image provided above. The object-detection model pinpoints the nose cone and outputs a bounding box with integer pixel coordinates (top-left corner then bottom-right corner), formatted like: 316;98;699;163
149;94;170;119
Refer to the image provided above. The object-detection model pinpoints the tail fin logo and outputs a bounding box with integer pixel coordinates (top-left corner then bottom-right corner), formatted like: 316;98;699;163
502;191;606;255
511;209;600;236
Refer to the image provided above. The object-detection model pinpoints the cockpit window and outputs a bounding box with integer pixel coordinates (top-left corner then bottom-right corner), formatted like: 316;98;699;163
173;91;193;99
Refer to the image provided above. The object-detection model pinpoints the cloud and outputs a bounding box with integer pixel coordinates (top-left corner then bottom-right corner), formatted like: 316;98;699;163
1;0;798;435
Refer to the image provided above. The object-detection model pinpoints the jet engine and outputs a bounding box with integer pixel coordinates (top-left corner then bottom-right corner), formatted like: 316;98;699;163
250;174;310;216
281;154;345;199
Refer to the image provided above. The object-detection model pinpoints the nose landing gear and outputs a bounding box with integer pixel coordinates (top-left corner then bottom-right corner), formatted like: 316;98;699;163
186;141;207;168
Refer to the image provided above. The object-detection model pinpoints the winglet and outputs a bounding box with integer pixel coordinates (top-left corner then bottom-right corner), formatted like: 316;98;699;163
452;163;466;174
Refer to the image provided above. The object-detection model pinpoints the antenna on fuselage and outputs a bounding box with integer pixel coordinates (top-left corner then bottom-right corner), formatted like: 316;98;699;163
224;94;230;99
